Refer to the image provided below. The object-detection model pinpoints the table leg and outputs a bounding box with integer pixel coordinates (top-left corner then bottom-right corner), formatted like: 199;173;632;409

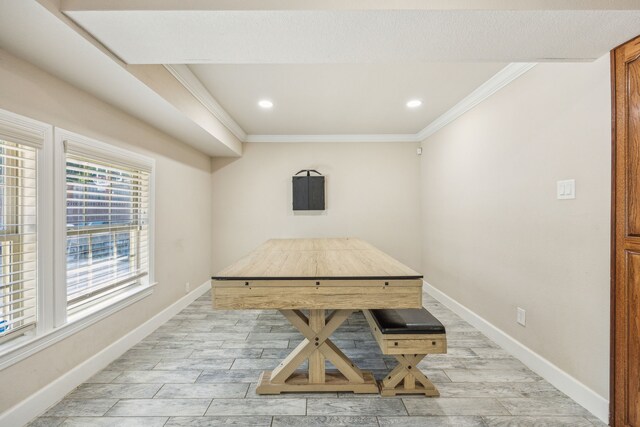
308;309;325;383
255;309;378;394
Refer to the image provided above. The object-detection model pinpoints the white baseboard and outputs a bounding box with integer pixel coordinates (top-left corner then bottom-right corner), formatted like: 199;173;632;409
0;280;212;427
423;281;609;424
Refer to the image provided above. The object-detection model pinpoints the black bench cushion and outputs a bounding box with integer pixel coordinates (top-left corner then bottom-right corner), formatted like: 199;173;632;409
370;308;445;335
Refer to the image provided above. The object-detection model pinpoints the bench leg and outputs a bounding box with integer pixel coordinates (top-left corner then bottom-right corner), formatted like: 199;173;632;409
380;354;440;397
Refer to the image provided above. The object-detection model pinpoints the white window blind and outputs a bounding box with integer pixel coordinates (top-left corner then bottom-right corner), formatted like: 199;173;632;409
0;139;38;343
65;146;150;312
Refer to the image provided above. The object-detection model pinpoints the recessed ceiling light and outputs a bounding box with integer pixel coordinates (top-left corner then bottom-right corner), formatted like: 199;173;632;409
258;100;274;109
406;99;422;108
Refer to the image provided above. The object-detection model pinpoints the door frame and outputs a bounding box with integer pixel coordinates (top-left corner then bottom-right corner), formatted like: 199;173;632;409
610;48;617;427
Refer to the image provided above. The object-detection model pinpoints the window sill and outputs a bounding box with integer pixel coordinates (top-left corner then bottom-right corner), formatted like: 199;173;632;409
0;282;155;371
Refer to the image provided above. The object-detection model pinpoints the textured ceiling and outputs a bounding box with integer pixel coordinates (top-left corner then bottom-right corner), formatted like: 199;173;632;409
60;0;640;10
65;9;640;64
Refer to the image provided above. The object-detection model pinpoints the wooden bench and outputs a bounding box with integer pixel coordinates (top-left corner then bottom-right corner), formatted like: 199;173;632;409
364;308;447;397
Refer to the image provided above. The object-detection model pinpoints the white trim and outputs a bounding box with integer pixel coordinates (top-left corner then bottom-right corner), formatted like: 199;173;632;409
147;160;156;286
37;121;55;334
0;282;154;371
165;63;536;145
164;64;248;142
0;280;211;427
58;128;154;172
0;108;50;149
415;62;537;141
422;280;609;423
245;133;420;143
52;128;68;328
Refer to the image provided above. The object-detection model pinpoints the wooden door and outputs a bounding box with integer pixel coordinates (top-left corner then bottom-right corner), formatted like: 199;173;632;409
612;35;640;427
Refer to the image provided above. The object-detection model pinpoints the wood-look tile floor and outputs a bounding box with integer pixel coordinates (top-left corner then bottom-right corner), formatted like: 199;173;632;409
29;293;607;427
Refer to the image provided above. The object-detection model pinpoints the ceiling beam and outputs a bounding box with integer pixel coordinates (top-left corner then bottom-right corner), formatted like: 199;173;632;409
35;0;243;156
126;64;244;153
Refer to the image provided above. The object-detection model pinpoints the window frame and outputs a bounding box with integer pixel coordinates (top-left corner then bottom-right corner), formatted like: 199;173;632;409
0;141;40;344
0;113;156;370
53;128;156;327
0;125;45;346
0;108;53;363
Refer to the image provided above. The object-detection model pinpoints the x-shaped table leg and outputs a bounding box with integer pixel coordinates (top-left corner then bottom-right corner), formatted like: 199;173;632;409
270;309;365;384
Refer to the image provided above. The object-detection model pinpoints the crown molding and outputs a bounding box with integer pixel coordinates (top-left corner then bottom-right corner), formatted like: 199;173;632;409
166;62;536;146
163;64;248;142
415;62;537;141
245;133;420;143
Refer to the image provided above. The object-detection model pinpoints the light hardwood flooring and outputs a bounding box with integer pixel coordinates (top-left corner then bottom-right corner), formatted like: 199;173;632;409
29;293;607;427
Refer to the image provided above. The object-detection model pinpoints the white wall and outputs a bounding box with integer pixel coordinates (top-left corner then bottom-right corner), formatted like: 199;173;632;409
211;141;422;273
419;55;611;398
0;49;213;412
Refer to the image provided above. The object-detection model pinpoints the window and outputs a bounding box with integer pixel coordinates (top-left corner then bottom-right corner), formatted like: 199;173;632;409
0;109;49;347
63;136;153;314
0;139;38;343
0;116;155;370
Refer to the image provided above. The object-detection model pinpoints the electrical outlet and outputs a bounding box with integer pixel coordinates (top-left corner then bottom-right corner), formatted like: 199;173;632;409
517;307;526;326
185;282;190;293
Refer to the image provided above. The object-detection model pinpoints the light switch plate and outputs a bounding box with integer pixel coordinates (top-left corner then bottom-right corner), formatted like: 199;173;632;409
517;307;526;326
557;179;576;200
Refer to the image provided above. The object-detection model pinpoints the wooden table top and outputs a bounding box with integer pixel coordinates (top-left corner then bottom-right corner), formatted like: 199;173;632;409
212;238;422;280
